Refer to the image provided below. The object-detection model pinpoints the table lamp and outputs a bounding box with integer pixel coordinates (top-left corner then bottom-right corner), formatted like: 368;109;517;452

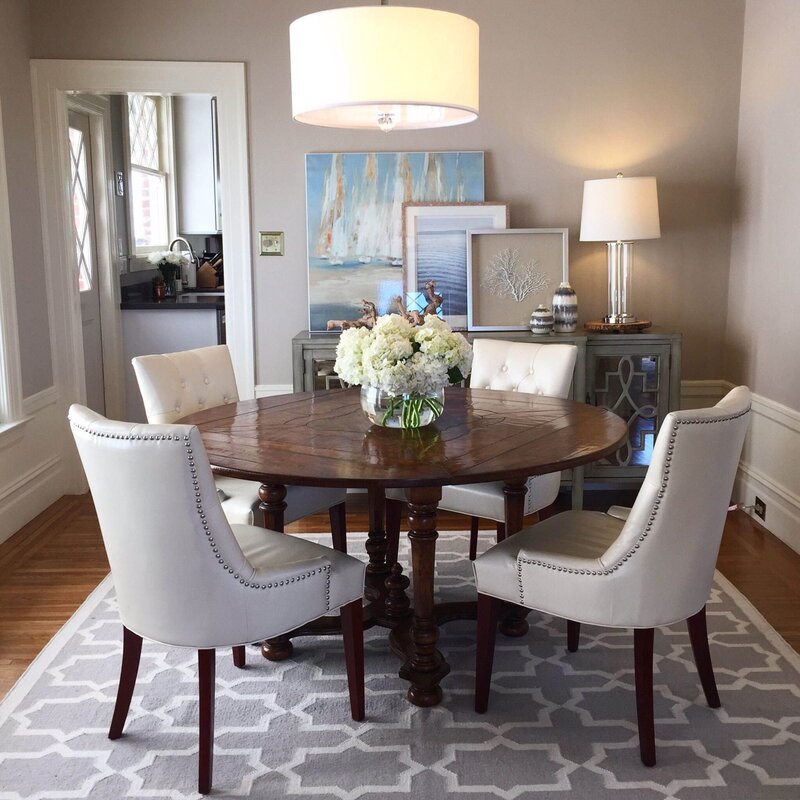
580;173;660;327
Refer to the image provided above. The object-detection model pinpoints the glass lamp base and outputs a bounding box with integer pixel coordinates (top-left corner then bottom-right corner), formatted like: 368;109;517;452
604;312;637;324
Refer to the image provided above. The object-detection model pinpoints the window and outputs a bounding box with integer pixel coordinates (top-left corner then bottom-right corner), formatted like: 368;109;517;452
68;125;93;292
126;94;174;256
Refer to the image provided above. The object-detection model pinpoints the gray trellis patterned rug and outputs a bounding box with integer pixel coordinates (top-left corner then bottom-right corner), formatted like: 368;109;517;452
1;533;800;800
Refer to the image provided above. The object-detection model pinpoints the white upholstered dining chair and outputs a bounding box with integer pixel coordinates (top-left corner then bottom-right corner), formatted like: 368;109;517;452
69;404;366;795
385;339;578;563
472;386;751;766
132;345;349;550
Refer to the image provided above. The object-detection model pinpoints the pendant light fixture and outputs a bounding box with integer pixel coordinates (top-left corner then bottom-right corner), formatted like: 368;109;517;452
289;2;479;131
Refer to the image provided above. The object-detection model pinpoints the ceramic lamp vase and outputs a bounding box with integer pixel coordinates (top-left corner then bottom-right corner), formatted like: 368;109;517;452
552;281;578;332
360;385;445;429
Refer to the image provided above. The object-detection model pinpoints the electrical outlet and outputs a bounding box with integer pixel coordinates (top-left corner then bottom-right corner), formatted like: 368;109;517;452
754;496;766;520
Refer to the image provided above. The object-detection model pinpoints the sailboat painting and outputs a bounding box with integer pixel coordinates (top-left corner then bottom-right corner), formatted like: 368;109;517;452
305;151;484;332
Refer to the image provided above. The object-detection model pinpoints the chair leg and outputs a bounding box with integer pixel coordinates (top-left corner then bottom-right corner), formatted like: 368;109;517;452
109;626;143;740
198;648;216;795
475;593;502;713
340;598;365;721
468;516;480;561
567;620;581;653
330;502;347;553
496;521;506;543
232;645;246;668
634;628;656;767
385;498;402;567
686;606;721;708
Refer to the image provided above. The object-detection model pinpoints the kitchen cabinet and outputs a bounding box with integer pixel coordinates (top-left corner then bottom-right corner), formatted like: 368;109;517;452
122;304;222;422
173;95;221;234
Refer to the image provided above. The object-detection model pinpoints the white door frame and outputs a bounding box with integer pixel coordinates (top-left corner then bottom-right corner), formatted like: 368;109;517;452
67;94;123;419
31;60;254;492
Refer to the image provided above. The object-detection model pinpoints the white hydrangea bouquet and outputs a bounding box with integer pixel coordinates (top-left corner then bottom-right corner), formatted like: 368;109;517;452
335;314;472;428
147;250;187;284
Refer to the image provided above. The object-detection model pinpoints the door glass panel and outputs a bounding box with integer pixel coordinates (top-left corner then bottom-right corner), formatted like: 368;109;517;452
312;358;347;391
593;354;661;467
68;126;92;292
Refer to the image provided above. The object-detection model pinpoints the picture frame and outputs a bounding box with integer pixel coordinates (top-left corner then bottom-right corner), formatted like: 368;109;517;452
259;231;284;256
305;151;485;332
467;228;569;331
403;202;509;330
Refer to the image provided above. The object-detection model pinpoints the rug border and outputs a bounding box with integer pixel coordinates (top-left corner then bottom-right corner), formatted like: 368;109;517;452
2;558;798;726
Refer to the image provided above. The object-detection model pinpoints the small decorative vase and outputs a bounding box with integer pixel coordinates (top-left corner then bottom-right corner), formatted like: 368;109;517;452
529;304;554;335
360;385;444;429
552;281;578;333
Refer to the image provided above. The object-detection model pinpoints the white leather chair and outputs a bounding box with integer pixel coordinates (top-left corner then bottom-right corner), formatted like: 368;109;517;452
473;386;751;767
132;346;349;551
385;339;578;563
69;404;366;794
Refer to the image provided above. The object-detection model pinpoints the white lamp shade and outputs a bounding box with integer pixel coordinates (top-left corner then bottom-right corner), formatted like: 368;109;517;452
580;176;661;241
289;6;479;130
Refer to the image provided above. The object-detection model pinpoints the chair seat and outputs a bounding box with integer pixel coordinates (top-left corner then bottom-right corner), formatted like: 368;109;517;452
386;472;560;521
230;524;365;638
473;510;626;622
606;505;631;521
216;477;346;526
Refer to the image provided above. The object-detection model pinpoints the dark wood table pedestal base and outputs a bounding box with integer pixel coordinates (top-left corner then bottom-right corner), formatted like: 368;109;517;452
256;480;530;703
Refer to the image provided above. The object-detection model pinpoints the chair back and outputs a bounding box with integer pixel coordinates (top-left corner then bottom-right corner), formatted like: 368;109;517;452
132;345;239;424
68;404;256;646
470;339;577;398
603;386;751;625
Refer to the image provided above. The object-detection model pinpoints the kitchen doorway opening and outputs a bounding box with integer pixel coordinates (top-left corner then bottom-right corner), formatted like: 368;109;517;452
31;61;253;493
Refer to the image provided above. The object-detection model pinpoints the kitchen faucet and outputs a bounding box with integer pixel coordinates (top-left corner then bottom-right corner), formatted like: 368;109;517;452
169;237;197;267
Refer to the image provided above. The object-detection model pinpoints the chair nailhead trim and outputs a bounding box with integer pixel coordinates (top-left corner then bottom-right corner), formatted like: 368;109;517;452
71;420;334;594
515;404;751;594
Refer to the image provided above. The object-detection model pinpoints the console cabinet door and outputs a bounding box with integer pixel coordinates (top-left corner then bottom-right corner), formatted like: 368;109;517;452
585;343;672;480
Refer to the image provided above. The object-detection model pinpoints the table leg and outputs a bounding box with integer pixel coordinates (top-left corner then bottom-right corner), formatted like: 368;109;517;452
398;485;449;707
365;487;389;575
259;483;287;533
258;483;293;661
499;479;531;638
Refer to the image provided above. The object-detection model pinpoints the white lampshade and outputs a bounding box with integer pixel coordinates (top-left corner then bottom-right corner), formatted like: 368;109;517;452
289;6;479;131
580;175;661;241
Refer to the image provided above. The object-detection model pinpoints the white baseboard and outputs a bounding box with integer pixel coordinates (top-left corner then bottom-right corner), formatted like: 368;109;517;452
255;384;294;398
682;379;800;553
0;455;63;545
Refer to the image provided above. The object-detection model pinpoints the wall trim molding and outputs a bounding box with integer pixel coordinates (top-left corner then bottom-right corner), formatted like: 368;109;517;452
22;385;59;416
255;384;294;398
0;455;63;545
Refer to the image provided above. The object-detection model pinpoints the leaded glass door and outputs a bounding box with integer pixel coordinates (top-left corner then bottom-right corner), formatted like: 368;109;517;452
586;343;671;479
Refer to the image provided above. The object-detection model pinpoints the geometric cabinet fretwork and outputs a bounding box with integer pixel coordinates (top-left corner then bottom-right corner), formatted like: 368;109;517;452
585;335;681;482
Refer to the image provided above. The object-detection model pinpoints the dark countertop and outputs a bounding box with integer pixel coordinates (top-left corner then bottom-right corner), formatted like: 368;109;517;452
121;294;225;311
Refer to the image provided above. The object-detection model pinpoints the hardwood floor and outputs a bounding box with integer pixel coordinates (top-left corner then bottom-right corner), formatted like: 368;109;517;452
0;491;797;699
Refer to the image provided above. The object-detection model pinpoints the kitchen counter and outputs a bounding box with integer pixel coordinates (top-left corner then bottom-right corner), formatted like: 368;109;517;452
120;293;225;311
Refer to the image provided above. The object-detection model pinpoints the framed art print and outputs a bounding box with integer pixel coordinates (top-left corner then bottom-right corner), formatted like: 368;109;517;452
305;151;485;332
467;228;569;331
403;202;508;330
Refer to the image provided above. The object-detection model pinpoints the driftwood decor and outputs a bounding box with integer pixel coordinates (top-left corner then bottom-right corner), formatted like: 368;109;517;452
326;282;444;330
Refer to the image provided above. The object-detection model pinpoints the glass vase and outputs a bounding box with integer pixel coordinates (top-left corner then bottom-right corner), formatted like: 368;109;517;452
360;385;445;429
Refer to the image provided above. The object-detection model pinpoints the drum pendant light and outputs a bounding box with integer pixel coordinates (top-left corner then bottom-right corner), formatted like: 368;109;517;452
289;3;479;131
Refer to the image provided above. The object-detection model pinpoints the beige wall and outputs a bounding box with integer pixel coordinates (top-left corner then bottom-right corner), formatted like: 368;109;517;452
27;0;745;386
725;0;800;409
0;0;52;396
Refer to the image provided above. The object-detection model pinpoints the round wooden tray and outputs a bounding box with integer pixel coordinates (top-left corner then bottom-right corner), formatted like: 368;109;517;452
584;319;652;333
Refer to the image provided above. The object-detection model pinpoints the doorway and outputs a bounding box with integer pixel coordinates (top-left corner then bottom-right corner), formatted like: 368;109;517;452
31;60;254;493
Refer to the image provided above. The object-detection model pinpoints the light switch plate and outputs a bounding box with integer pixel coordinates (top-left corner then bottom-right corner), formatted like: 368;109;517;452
259;231;284;256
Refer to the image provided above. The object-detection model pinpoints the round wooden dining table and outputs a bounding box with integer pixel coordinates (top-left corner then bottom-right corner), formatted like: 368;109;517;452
181;387;627;707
